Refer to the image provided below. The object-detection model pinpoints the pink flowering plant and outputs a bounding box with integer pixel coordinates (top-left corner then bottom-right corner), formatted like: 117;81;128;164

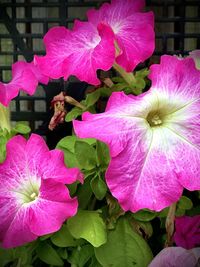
0;0;200;266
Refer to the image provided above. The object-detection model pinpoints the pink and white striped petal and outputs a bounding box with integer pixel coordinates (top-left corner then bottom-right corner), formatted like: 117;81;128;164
73;55;200;212
87;0;155;72
0;134;81;248
35;21;115;85
0;61;49;107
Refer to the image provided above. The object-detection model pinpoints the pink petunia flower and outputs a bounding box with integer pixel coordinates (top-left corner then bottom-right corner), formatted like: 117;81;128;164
0;61;49;107
87;0;155;72
174;215;200;249
73;55;200;212
34;20;115;85
149;247;200;267
0;134;83;248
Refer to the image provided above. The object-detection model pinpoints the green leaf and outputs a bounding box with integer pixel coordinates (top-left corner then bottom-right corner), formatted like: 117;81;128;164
0;136;7;163
135;68;149;79
175;207;185;217
36;242;63;266
132;209;157;222
178;196;193;210
96;140;110;168
75;141;97;170
68;244;94;267
67;210;107;247
57;136;96;168
51;225;81;247
111;77;124;83
90;175;107;200
158;207;169;218
186;205;200;216
65;107;83;122
57;248;68;260
77;177;93;209
85;90;101;107
57;136;96;153
13;122;31;134
95;217;153;267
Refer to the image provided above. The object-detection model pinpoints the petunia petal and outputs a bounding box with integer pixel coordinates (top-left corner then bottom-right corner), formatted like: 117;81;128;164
149;247;200;267
2;206;37;248
29;183;78;236
40;149;83;184
174;215;200;249
149;55;200;103
106;127;183;212
35;21;115;85
0;61;49;106
87;0;155;72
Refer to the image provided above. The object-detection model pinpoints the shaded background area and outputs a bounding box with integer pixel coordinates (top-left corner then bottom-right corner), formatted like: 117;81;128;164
0;0;199;131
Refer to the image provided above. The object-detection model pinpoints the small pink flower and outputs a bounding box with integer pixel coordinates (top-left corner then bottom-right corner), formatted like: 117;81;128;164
73;55;200;212
0;61;49;106
35;21;115;85
0;134;83;248
174;215;200;249
87;0;155;72
149;247;200;267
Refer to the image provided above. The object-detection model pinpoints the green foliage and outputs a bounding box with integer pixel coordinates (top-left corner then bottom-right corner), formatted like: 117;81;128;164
75;141;97;170
65;87;110;122
177;196;193;210
67;210;107;247
12;122;31;135
132;209;157;222
36;242;64;266
51;224;82;248
90;174;107;200
0;245;34;267
68;244;94;267
95;217;153;267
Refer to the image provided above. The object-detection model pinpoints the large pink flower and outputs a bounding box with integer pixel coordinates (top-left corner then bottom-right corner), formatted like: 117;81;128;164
73;55;200;212
87;0;155;72
174;215;200;249
0;61;49;107
0;134;83;248
34;20;115;85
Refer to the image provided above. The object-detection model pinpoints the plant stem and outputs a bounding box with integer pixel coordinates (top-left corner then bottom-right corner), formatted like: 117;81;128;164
165;202;177;247
113;62;136;86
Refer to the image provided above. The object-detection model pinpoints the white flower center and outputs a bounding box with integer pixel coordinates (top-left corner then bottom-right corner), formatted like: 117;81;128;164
146;112;163;127
14;173;41;205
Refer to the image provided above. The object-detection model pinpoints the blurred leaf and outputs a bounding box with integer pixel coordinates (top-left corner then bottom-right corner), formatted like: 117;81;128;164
175;207;186;217
77;177;93;209
36;242;63;266
90;175;107;200
178;196;193;210
85;90;101;107
96;140;110;168
68;244;94;267
67;210;107;247
0;136;7;163
57;248;68;260
158;207;169;218
51;224;83;248
186;205;200;216
12;122;31;135
132;209;157;222
95;217;153;267
75;141;97;170
65;107;83;122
